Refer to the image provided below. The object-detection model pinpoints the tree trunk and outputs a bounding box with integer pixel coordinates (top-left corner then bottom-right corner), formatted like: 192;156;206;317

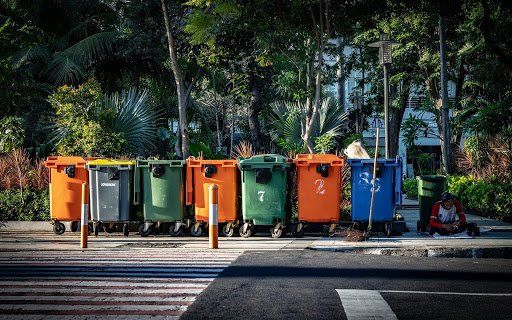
389;76;411;158
161;0;189;158
439;14;452;173
247;69;264;151
336;39;346;112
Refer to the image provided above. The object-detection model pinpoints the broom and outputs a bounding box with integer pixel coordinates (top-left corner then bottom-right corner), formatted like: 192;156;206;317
365;127;380;239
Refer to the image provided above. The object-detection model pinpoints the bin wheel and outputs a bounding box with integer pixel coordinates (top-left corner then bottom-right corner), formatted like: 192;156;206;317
385;222;393;237
416;220;422;233
221;224;235;237
322;226;330;238
190;224;203;237
291;223;305;238
88;222;93;235
271;227;283;239
93;224;100;237
70;221;79;232
103;225;114;234
239;224;253;238
53;222;65;235
122;224;130;237
139;224;152;237
169;223;184;237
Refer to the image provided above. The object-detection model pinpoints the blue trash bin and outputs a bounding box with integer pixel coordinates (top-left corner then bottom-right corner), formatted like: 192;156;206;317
348;157;403;234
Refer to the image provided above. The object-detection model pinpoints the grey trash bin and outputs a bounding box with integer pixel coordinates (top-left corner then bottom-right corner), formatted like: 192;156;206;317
86;160;135;236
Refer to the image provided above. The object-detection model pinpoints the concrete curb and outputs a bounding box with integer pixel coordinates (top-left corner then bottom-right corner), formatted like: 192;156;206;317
308;246;512;259
0;221;62;232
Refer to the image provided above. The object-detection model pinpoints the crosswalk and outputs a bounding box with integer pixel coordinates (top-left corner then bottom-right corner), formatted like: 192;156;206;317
0;249;243;319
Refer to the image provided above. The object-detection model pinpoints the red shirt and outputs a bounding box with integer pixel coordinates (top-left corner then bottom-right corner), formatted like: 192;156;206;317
429;199;466;228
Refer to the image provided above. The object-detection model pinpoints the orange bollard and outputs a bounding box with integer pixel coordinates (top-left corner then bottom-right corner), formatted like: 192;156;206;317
80;183;88;249
209;184;219;249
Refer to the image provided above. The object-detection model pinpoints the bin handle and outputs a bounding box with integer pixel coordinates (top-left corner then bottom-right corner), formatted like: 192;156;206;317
185;164;194;205
133;164;141;205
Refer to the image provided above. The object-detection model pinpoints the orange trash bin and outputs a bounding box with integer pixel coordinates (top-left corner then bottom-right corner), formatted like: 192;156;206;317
293;154;345;237
44;156;95;235
186;157;239;237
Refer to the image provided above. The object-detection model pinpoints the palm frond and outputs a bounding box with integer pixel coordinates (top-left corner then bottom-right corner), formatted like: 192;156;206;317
44;31;117;84
109;89;160;155
13;44;51;68
318;97;349;137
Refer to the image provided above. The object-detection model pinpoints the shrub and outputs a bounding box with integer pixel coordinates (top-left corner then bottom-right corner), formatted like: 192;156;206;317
0;116;25;153
447;175;512;222
403;178;418;199
0;188;50;221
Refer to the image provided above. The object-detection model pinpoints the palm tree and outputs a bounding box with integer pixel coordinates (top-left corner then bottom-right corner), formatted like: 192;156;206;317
269;97;348;153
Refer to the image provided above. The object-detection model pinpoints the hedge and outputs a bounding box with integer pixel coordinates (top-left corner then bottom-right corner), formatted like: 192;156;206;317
0;188;50;221
447;176;512;222
403;178;418;199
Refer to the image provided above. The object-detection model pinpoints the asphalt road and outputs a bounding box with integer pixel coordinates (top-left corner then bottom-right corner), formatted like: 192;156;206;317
181;250;512;320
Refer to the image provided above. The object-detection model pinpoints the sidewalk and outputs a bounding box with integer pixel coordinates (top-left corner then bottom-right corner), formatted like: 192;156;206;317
309;197;512;256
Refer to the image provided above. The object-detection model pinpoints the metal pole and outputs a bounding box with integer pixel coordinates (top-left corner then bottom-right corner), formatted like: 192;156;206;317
80;183;88;249
209;184;219;249
383;64;390;159
439;14;451;173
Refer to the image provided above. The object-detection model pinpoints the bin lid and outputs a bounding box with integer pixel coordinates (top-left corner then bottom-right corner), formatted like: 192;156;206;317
238;154;290;170
86;159;135;166
187;157;237;168
347;157;401;167
416;175;446;181
294;154;344;166
136;158;185;167
44;156;98;168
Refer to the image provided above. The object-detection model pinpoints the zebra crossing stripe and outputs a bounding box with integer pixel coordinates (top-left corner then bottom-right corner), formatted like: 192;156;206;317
0;249;243;318
336;289;398;320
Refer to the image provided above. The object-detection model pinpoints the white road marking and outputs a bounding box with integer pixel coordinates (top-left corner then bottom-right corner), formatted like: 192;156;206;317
0;249;243;318
380;290;512;297
336;289;398;320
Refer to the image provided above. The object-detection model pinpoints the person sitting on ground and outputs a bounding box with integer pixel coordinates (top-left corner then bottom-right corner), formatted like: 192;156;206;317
427;192;480;236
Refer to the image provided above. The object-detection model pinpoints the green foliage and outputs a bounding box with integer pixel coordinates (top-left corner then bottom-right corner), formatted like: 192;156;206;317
417;153;435;175
402;114;428;149
403;178;418;199
50;80;158;157
0;189;50;221
269;98;348;153
314;133;336;154
0;116;25;153
448;176;512;222
189;141;214;159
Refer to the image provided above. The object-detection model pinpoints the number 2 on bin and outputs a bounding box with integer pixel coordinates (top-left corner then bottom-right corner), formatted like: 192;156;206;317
258;191;265;202
315;179;326;195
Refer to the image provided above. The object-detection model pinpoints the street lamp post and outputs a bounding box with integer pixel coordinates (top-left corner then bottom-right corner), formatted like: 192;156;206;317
369;33;399;159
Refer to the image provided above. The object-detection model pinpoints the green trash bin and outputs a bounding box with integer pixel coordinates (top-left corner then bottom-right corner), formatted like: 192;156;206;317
134;158;186;237
86;160;135;237
416;175;446;232
238;154;291;238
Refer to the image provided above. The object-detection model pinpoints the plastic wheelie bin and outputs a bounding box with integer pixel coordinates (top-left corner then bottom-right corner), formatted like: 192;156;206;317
86;160;135;237
416;175;446;232
134;158;186;237
238;154;291;238
348;157;403;236
293;154;345;237
44;156;95;235
186;157;239;237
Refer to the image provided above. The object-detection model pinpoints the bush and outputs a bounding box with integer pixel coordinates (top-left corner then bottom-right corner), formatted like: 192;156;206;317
0;116;25;153
403;178;418;199
447;175;512;222
0;188;50;221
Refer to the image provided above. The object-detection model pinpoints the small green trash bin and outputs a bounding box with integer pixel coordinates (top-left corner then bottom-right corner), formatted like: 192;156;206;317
416;175;446;232
134;158;186;237
86;160;135;237
237;154;291;238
